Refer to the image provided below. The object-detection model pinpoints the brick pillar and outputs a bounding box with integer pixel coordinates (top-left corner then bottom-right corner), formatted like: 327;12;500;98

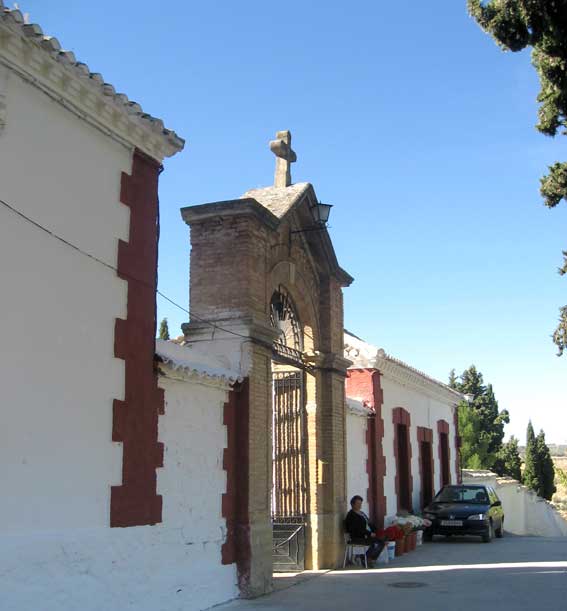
314;368;349;567
244;343;274;596
181;194;353;584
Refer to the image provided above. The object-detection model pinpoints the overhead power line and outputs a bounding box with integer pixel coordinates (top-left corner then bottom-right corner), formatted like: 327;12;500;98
0;195;250;340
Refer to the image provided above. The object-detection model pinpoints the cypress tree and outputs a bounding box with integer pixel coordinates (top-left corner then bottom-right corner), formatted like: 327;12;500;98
158;317;170;340
536;430;556;501
523;421;540;493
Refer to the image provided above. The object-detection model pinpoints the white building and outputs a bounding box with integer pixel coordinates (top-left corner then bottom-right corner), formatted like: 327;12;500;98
344;331;463;527
0;7;261;611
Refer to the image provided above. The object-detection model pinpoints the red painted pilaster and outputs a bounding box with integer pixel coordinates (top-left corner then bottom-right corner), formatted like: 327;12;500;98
393;407;413;513
437;419;451;487
453;407;461;484
417;426;434;509
111;149;164;527
346;369;386;528
221;379;252;591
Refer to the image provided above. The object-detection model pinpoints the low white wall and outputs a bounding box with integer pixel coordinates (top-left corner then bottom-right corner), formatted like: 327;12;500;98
463;471;567;537
346;407;370;515
0;369;238;611
157;372;239;608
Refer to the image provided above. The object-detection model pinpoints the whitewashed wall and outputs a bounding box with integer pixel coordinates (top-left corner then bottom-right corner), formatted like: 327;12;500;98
346;405;370;515
0;68;237;611
156;372;239;608
463;471;567;537
381;376;458;521
0;65;129;533
0;362;238;610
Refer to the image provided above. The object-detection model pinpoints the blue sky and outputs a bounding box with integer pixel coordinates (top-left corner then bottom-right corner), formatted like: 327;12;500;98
23;1;566;443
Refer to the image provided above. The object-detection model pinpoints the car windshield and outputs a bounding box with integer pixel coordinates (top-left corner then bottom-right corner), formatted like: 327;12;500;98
434;486;489;504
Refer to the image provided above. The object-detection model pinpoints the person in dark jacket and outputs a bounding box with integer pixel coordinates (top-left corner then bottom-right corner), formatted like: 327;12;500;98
344;495;385;566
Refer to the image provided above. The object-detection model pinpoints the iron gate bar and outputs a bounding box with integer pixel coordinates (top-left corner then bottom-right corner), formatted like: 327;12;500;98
272;369;308;571
272;370;307;518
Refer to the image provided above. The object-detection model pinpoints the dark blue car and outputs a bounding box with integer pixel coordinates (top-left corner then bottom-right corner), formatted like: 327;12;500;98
423;484;505;543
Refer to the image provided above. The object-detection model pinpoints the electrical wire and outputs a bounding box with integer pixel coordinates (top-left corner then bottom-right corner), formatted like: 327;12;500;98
0;195;251;340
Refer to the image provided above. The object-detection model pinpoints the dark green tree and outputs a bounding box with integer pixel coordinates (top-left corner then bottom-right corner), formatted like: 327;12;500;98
523;421;540;492
467;0;567;355
458;402;493;469
493;436;522;481
453;366;510;468
535;429;556;500
158;317;170;340
448;369;458;389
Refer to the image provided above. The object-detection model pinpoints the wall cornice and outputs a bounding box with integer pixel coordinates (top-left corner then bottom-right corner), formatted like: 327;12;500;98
0;10;183;161
157;362;234;391
374;355;462;405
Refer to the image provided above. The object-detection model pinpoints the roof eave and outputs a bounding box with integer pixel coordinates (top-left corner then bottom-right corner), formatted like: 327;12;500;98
0;9;184;161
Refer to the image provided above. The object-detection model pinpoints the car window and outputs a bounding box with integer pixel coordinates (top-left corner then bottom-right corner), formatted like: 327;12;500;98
435;486;489;504
488;487;500;504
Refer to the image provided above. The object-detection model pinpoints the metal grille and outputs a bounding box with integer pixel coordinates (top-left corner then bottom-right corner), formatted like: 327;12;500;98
272;370;307;519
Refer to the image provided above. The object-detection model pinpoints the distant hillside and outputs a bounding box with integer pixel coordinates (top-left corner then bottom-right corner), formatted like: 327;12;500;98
518;444;567;458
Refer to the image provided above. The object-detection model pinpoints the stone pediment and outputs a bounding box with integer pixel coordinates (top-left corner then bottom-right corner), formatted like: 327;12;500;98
182;182;352;287
241;182;311;219
181;130;352;287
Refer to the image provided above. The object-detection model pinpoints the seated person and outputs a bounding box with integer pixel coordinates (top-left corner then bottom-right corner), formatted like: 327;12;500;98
344;495;385;565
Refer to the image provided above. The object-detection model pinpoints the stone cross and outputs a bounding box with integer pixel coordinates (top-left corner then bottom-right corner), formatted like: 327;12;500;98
269;130;296;188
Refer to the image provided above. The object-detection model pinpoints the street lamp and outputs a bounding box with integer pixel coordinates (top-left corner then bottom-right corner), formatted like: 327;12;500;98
311;201;332;226
290;201;333;236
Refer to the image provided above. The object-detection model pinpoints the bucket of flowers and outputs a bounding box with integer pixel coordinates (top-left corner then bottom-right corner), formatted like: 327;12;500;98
382;524;404;557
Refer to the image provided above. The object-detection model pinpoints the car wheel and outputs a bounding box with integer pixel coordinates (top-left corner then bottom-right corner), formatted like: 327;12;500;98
495;519;504;538
482;521;493;543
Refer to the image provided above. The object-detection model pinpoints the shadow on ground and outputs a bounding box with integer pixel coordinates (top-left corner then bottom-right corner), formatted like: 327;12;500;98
217;536;567;611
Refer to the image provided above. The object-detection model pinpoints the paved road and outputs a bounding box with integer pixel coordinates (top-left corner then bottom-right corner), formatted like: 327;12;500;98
218;536;567;611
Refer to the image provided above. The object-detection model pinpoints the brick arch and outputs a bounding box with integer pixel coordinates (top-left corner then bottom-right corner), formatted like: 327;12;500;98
437;419;451;487
393;407;413;512
269;261;321;352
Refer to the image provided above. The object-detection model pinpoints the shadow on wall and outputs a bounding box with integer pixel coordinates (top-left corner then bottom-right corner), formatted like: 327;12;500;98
462;470;567;537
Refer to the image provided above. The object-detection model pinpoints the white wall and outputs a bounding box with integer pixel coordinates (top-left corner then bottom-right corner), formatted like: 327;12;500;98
156;373;239;608
463;472;567;537
346;410;370;515
381;377;458;521
0;67;130;532
0;368;239;611
0;67;237;611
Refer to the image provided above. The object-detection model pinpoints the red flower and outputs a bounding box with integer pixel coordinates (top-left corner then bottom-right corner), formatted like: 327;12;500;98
384;525;404;541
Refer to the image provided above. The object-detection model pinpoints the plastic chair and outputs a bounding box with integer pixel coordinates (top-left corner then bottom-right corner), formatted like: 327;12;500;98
342;533;369;568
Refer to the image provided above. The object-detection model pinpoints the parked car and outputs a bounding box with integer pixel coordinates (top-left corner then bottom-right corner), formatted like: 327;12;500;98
422;484;504;543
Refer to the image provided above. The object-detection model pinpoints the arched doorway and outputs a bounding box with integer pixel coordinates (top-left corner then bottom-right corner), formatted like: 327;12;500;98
270;287;310;572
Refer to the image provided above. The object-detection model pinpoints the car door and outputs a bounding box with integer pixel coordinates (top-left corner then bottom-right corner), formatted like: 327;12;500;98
487;486;503;529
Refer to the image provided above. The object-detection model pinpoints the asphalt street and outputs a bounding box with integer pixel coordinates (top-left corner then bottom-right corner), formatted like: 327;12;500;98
217;535;567;611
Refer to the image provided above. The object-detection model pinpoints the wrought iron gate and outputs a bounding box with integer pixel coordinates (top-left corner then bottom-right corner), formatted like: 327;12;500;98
272;369;307;572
